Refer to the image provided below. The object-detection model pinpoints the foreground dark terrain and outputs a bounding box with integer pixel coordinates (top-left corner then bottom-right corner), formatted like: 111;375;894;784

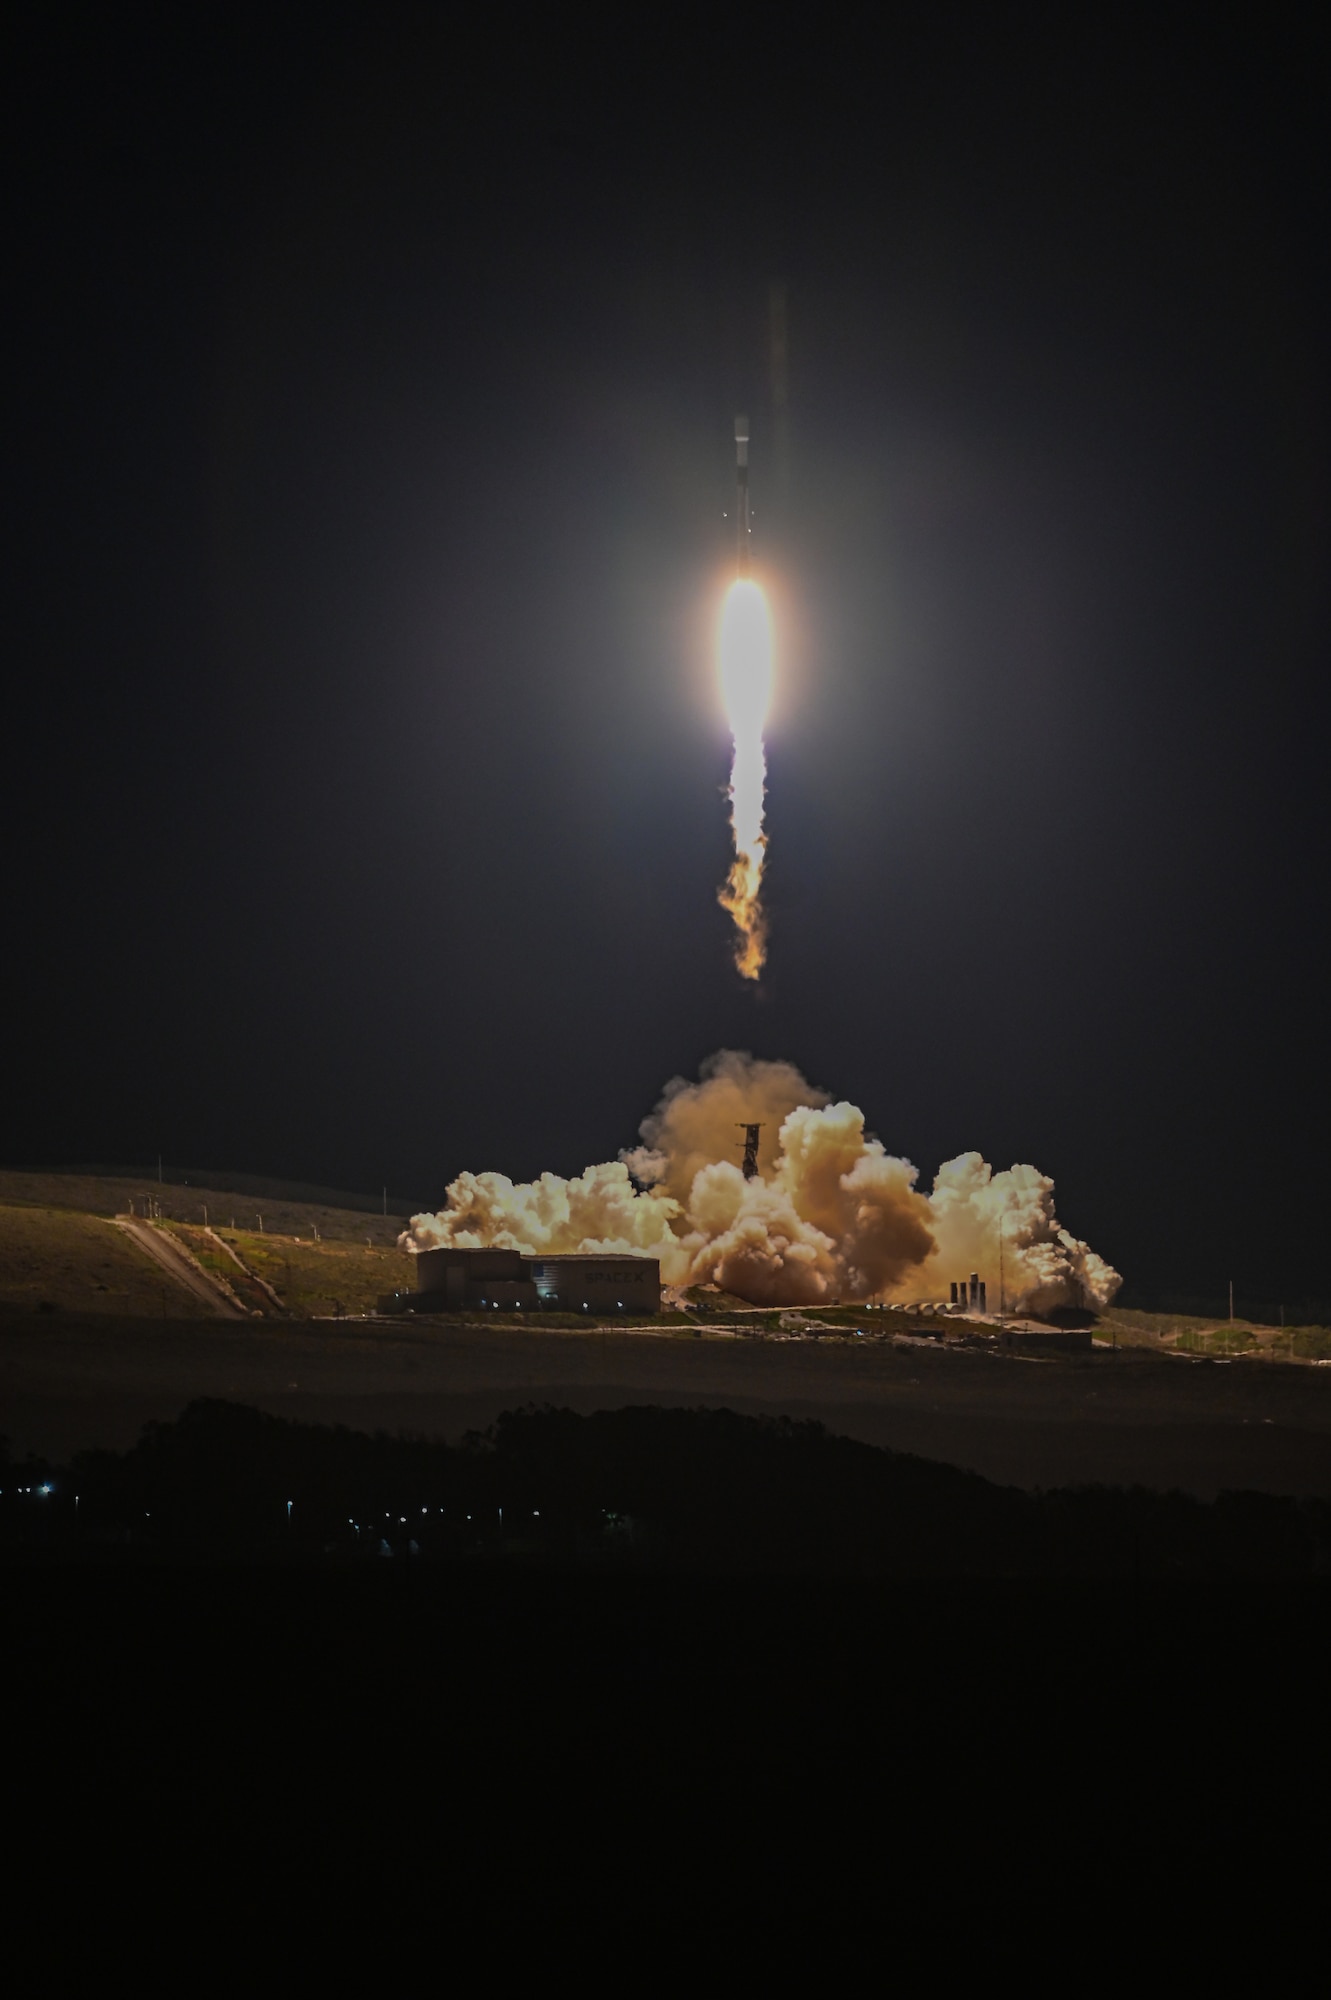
4;1401;1328;1928
8;1311;1331;1497
8;1399;1331;1577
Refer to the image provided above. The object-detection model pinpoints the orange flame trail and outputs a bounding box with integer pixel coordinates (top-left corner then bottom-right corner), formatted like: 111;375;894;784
717;580;774;980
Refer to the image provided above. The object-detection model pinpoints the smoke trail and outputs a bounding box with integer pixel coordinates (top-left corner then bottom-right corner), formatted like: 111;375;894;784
404;1051;1122;1315
716;582;773;979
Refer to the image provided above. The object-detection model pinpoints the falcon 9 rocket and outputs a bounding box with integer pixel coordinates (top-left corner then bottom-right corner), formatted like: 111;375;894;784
734;413;751;575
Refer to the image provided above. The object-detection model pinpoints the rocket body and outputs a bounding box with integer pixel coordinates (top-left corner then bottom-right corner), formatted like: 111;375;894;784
734;414;751;574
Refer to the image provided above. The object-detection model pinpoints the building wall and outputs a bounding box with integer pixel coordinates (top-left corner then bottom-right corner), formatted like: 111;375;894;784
412;1246;540;1312
526;1257;660;1314
415;1247;527;1294
412;1246;660;1315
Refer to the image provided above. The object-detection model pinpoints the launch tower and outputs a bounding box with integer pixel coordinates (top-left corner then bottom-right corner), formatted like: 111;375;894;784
736;1122;763;1179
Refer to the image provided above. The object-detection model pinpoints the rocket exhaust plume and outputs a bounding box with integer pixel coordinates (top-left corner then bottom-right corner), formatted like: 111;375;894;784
717;415;772;980
404;1051;1123;1318
717;578;773;979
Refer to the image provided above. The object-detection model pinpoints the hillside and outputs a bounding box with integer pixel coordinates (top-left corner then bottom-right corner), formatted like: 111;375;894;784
164;1221;408;1319
0;1169;407;1245
0;1185;411;1321
3;1171;1329;1360
0;1205;216;1318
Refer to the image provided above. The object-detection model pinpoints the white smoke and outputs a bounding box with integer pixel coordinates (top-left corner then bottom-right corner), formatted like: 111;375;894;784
927;1153;1121;1316
404;1051;1121;1315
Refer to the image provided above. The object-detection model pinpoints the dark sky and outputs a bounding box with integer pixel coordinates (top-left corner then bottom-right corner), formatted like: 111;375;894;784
6;6;1327;1304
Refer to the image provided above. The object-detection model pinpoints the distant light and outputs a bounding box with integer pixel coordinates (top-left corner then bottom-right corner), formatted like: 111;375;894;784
39;1484;52;1496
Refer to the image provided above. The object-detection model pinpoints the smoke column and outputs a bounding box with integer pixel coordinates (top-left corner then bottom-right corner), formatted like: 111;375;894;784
404;1051;1121;1316
716;582;773;979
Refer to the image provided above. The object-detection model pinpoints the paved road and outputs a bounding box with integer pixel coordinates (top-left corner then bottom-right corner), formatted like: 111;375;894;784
4;1314;1331;1496
112;1218;244;1318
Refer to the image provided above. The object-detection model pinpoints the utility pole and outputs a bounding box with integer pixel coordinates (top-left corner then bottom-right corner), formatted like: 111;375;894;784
383;1185;387;1217
1229;1278;1234;1323
158;1154;163;1185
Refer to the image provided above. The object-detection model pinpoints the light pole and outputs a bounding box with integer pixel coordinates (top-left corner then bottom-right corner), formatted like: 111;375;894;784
998;1215;1005;1322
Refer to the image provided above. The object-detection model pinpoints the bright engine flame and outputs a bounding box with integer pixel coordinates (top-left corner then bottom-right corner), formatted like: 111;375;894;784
717;580;773;979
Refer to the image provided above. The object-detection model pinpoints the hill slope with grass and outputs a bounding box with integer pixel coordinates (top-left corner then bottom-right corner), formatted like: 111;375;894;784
0;1175;413;1320
0;1205;216;1318
0;1169;406;1245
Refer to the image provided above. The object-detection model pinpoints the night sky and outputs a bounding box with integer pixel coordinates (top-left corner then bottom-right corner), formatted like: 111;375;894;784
6;8;1327;1306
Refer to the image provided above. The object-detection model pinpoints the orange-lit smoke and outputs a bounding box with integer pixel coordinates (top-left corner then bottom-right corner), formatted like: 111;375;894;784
403;1051;1121;1316
716;582;773;979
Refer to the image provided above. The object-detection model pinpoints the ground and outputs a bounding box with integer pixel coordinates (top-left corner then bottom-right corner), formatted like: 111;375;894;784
1102;1304;1331;1360
4;1173;1331;1498
0;1186;408;1320
0;1170;404;1244
0;1204;216;1318
5;1310;1331;1499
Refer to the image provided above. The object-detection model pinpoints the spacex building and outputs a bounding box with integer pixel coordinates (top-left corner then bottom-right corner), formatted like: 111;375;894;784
410;1246;660;1315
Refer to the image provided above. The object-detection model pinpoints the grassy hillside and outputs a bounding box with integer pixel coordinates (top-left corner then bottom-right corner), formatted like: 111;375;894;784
210;1227;409;1318
0;1203;215;1317
149;1220;411;1318
0;1185;411;1321
5;1171;1328;1353
0;1170;405;1246
1101;1305;1331;1360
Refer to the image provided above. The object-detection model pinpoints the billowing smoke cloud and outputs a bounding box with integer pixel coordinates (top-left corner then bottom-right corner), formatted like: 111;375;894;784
621;1049;826;1197
928;1153;1120;1318
404;1051;1121;1315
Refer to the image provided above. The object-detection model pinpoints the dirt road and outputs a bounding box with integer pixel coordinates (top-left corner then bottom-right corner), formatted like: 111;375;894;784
4;1313;1331;1496
112;1218;244;1318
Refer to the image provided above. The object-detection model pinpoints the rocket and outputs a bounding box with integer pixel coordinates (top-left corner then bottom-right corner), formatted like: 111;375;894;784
734;414;751;574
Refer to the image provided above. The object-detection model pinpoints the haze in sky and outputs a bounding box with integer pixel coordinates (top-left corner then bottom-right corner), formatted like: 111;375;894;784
5;10;1327;1312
